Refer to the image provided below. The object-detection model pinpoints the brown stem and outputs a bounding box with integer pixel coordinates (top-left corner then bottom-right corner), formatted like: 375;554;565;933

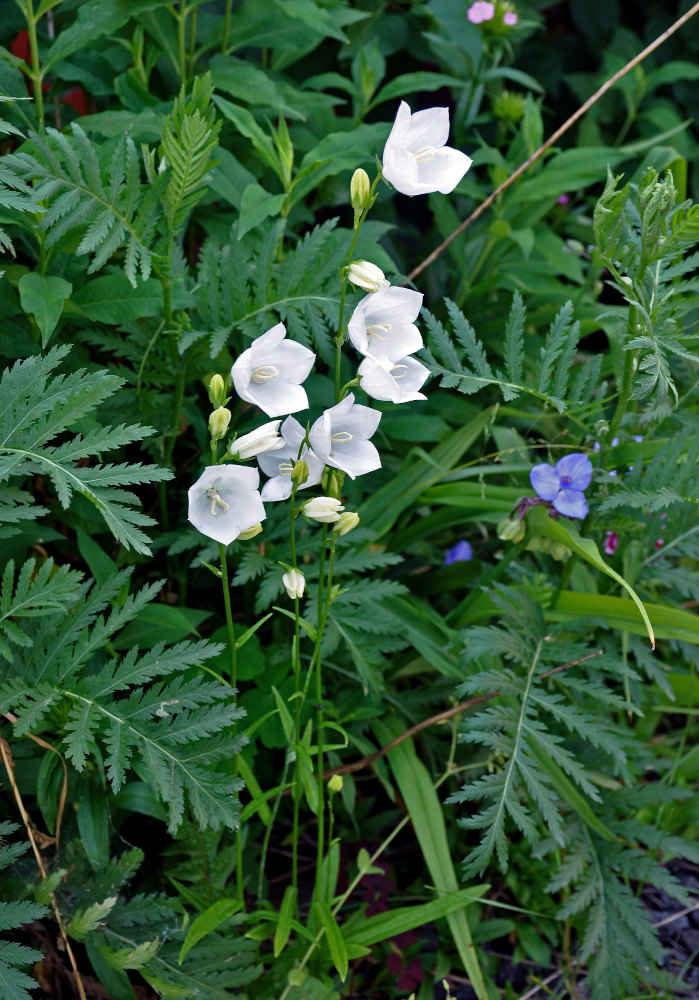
407;3;699;285
325;650;603;779
2;711;68;848
0;736;87;1000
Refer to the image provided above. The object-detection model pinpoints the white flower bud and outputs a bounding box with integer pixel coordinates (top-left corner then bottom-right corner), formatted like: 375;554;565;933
229;421;284;460
238;522;263;540
333;511;359;536
303;497;345;522
347;260;389;293
209;406;232;441
282;568;305;600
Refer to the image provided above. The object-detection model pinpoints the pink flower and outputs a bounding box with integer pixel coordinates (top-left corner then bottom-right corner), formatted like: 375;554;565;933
503;11;518;25
603;531;618;556
468;1;495;23
557;194;569;205
655;538;664;551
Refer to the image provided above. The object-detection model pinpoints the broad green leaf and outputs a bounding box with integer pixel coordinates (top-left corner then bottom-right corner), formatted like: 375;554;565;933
374;717;489;1000
312;902;348;981
76;529;118;585
213;96;281;176
18;273;72;347
344;887;488;948
178;899;242;964
370;72;465;110
361;408;494;537
70;275;179;323
43;0;166;73
274;886;297;957
237;184;286;240
526;506;655;648
115;605;211;648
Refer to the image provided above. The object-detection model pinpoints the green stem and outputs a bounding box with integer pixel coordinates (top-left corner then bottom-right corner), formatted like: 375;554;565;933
24;0;44;134
334;172;383;403
177;0;188;86
608;306;639;443
218;543;237;689
313;534;336;897
188;7;197;78
221;0;232;53
257;754;291;900
290;489;302;907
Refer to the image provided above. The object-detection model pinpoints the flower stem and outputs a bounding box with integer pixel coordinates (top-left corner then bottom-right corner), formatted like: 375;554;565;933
24;0;44;134
608;306;639;443
312;532;337;898
290;488;302;907
334;172;383;403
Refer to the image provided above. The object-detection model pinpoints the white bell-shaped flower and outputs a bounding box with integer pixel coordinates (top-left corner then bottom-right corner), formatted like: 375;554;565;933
309;393;381;480
282;568;305;599
347;261;389;293
188;466;266;546
231;322;315;417
358;354;429;404
258;416;324;502
347;286;423;364
303;497;344;522
382;101;472;197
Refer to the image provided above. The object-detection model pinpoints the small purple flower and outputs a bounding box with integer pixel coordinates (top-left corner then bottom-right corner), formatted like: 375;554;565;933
603;531;618;556
443;540;473;565
557;194;569;205
530;453;592;518
503;11;518;25
468;1;495;23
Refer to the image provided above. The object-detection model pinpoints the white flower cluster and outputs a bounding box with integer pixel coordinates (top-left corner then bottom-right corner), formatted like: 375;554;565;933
187;100;471;549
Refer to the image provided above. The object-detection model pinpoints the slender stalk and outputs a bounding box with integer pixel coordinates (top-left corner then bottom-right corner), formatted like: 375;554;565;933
188;7;197;78
289;488;302;904
313;533;337;896
334;172;383;403
24;0;44;134
607;310;639;443
177;0;188;85
222;0;233;53
218;543;237;689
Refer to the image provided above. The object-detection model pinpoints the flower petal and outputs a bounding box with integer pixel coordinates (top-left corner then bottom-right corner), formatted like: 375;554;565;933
555;453;592;491
530;463;560;501
552;489;588;519
416;147;472;194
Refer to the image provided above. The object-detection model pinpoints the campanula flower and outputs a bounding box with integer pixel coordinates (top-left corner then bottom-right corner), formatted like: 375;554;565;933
443;540;473;565
382;102;472;197
257;416;324;502
282;568;305;599
309;393;381;479
188;466;265;545
348;286;423;364
231;322;315;417
358;354;429;404
530;453;592;518
303;497;344;523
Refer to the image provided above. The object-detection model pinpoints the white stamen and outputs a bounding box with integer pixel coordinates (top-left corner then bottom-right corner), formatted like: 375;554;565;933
390;364;408;379
414;145;436;163
278;461;294;477
366;323;391;341
251;365;279;384
206;487;229;516
331;431;353;443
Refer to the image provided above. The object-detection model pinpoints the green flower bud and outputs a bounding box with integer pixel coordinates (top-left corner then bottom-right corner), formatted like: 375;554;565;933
333;511;360;536
328;774;343;793
238;523;263;541
209;406;231;442
208;374;226;408
287;969;307;988
550;541;569;561
351;168;370;212
497;515;526;543
291;459;309;487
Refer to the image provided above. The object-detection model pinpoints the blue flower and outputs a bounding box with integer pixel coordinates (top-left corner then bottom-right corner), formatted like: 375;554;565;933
443;540;473;565
530;453;592;518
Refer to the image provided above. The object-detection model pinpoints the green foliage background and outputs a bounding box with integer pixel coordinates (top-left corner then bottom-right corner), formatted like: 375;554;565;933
0;1;697;999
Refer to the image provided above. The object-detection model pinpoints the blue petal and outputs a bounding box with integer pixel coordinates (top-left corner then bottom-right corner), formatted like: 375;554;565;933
530;463;560;501
443;540;473;565
552;489;588;518
555;453;592;491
